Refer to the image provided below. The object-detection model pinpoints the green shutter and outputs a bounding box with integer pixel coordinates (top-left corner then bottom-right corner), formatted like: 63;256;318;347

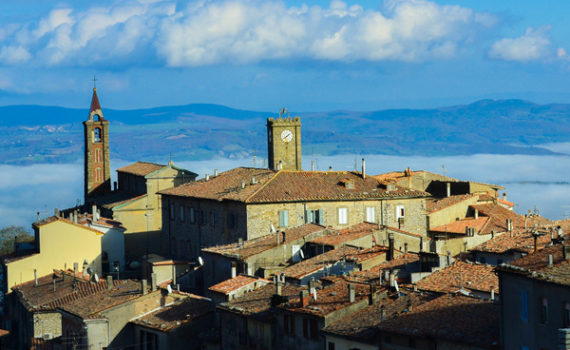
306;210;314;224
279;210;289;227
317;209;325;225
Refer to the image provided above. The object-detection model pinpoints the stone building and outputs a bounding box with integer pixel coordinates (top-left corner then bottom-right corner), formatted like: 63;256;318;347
208;274;270;304
160;167;429;261
267;110;302;171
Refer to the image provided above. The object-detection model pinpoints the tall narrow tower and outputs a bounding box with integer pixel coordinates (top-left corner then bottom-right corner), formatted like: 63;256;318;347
84;88;111;202
267;109;302;171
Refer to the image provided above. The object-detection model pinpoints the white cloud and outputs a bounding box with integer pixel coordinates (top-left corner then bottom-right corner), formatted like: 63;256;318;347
489;26;553;62
0;0;497;68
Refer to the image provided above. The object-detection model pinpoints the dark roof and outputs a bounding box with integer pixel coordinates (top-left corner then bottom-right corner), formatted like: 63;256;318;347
497;243;570;287
116;161;166;176
379;294;499;349
12;271;125;312
202;224;326;259
218;283;306;317
90;88;102;113
282;245;360;280
131;294;213;332
209;275;270;295
161;167;428;203
322;293;435;341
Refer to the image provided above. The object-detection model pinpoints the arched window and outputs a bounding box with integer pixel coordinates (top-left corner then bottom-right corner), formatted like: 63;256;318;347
94;128;102;143
95;167;103;182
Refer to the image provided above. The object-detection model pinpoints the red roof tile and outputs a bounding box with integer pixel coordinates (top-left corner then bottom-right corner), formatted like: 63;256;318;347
282;245;360;280
116;161;165;176
379;294;499;349
430;217;489;235
90;88;102;113
309;222;378;246
471;230;552;254
218;283;306;316
426;194;476;214
415;261;498;294
209;275;270;295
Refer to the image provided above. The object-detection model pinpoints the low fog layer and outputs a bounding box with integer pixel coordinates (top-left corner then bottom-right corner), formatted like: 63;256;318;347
2;154;568;230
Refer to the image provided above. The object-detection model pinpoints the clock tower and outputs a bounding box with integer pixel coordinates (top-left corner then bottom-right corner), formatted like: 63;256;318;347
84;87;111;202
267;108;302;171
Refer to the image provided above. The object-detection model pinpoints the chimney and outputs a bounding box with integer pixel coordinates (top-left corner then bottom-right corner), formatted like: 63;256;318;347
73;211;78;224
308;279;316;293
151;273;157;291
114;181;118;191
241;180;246;189
368;284;377;305
107;275;113;290
446;251;452;266
276;280;283;296
231;262;237;278
361;158;366;179
92;204;98;224
388;233;394;261
300;290;309;307
311;160;315;171
474;209;479;220
214;169;219;177
251;176;256;185
348;284;356;303
54;208;60;217
205;173;210;181
34;269;38;287
328;166;332;171
502;192;507;201
238;238;243;247
446;183;451;198
491;288;495;302
141;279;148;295
380;305;386;321
37;211;40;221
404;243;408;253
548;254;553;267
389;272;395;289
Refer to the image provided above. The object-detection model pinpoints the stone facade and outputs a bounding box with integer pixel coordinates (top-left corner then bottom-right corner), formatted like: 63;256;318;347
267;115;302;171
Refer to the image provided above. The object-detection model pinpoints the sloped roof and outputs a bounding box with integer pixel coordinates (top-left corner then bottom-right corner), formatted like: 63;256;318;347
309;222;378;247
161;167;428;203
471;230;552;254
471;203;529;235
116;161;165;176
430;217;489;235
415;261;498;294
379;294;499;349
90;88;102;113
218;283;306;316
282;245;360;280
202;224;325;259
426;194;476;214
209;275;270;295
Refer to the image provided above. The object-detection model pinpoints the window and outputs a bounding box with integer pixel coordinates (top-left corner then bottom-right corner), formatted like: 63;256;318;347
396;205;405;219
338;208;348;225
366;206;375;223
279;210;289;227
540;297;549;324
180;206;185;221
189;208;196;224
306;209;324;225
93;128;102;143
562;302;570;328
520;290;528;322
170;204;175;220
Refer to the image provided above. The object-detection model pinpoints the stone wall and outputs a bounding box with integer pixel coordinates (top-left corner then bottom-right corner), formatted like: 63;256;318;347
428;195;478;229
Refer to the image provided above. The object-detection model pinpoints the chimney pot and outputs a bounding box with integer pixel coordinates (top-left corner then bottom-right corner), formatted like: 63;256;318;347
446;183;451;197
300;290;309;307
151;273;157;291
276;280;283;296
92;204;98;223
241;180;246;189
361;158;366;179
548;254;554;267
231;262;237;278
34;269;38;287
348;284;356;303
205;173;210;181
141;279;148;295
329;166;332;171
214;169;219;177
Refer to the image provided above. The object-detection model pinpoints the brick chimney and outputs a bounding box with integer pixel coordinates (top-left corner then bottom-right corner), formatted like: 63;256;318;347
300;290;309;307
348;284;356;303
231;262;237;278
387;233;394;261
362;158;366;179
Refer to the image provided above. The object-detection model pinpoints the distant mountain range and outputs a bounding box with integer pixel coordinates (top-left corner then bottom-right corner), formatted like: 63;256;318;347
1;99;569;165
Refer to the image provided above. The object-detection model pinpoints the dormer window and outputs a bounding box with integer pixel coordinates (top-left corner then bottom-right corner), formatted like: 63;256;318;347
94;128;102;142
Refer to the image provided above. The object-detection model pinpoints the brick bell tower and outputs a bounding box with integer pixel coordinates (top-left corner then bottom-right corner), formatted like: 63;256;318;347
267;108;302;171
84;87;111;202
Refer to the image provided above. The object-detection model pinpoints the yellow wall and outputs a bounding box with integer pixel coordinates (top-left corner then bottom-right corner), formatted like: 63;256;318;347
428;196;479;229
5;220;102;291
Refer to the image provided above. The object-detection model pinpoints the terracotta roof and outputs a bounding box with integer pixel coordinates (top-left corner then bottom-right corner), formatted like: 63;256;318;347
345;245;389;263
426;194;476;214
497;197;514;208
415;261;498;294
161;167;428;203
90;88;102;113
322;293;435;340
218;283;306;316
279;278;375;317
32;216;103;236
379;294;499;349
309;222;378;247
131;294;213;332
498;243;570;287
12;270;126;312
282;245;360;280
58;279;149;319
471;230;552;254
116;161;166;176
381;225;424;238
209;275;270;295
471;203;528;235
202;224;325;259
430;217;489;235
374;170;458;183
351;253;419;282
77;213;125;229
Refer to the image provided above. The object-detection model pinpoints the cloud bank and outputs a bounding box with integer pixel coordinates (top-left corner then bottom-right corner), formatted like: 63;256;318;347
0;0;497;67
489;26;555;62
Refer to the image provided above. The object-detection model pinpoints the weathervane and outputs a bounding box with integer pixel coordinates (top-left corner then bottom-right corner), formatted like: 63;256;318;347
92;75;97;89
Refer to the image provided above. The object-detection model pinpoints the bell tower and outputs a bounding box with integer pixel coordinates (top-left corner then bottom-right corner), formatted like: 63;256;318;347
267;108;302;171
84;87;111;201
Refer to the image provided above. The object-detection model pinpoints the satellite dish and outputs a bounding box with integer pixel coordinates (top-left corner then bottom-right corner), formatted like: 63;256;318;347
198;256;204;266
167;284;173;294
270;224;276;234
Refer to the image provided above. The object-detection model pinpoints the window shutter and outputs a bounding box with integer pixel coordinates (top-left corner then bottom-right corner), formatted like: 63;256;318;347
317;209;325;225
279;210;289;227
306;210;314;224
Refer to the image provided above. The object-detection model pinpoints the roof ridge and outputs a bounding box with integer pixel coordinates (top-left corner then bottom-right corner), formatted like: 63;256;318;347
245;170;282;203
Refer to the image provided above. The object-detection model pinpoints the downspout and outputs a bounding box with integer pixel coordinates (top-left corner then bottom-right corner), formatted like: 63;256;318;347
380;200;384;226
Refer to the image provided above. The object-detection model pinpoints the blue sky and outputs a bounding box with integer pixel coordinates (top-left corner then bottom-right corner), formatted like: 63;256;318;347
1;0;570;111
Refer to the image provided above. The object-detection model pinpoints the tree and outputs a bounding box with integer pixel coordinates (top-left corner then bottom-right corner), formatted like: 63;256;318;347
0;225;33;256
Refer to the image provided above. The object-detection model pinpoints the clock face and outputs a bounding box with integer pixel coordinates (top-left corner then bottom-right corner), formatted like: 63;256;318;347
281;129;293;143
